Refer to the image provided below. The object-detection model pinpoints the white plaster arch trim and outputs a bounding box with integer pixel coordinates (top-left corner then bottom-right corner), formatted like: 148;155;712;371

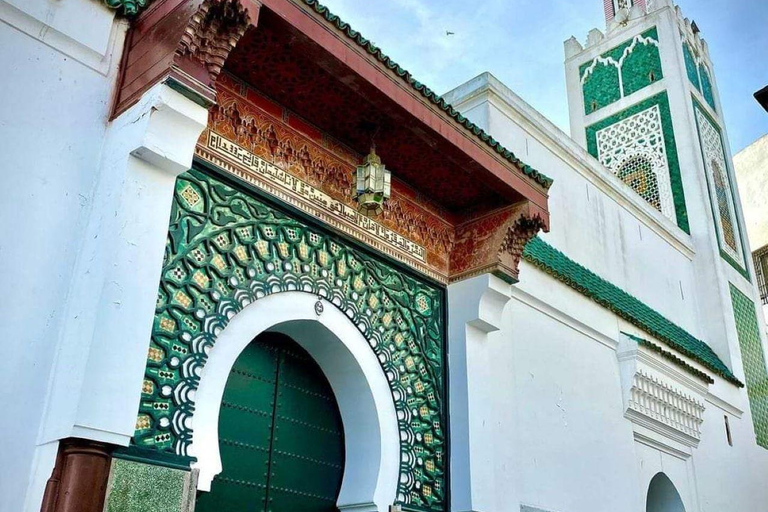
191;291;398;512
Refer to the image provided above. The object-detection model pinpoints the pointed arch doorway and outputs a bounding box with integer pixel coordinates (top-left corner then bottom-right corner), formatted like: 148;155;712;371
196;331;345;512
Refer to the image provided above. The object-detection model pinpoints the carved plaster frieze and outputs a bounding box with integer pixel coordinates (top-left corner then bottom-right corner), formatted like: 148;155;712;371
197;80;546;284
617;334;709;448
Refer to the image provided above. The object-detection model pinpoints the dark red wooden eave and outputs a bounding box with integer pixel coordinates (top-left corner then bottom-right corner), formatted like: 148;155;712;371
262;0;549;225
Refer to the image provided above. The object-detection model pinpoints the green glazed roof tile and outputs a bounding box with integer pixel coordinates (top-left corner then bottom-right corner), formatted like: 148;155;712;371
523;236;742;386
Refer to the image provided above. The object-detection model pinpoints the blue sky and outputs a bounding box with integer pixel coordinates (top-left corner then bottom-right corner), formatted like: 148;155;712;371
319;0;767;153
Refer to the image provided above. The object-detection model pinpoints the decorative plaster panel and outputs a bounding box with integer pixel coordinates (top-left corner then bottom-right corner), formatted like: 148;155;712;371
595;104;675;220
617;335;708;448
586;93;689;232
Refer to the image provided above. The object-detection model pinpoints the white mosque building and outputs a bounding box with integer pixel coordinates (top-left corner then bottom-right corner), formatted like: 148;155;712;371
1;0;767;512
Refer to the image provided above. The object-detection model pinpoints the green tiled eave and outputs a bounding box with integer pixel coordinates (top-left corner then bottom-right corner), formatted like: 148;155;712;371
104;0;553;190
522;236;742;386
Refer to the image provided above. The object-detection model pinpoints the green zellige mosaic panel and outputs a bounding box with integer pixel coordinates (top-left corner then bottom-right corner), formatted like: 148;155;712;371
730;284;768;449
683;42;700;91
134;168;447;511
580;27;662;114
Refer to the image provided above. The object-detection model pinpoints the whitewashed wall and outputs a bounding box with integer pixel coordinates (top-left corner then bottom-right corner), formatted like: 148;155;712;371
734;134;768;252
0;1;125;510
445;72;768;512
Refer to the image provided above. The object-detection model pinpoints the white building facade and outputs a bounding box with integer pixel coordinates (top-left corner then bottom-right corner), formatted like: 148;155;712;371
734;135;768;320
1;1;768;512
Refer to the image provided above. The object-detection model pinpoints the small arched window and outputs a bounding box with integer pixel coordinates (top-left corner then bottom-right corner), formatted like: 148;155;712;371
617;155;661;212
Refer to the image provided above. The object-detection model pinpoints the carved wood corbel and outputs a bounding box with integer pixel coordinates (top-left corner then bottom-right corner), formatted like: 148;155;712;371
112;0;260;118
450;202;548;284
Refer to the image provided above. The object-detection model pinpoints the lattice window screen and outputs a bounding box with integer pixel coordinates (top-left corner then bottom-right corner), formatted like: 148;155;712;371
695;107;745;267
596;105;676;220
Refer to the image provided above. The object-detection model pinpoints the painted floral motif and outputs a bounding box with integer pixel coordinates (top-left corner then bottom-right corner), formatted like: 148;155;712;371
135;168;446;511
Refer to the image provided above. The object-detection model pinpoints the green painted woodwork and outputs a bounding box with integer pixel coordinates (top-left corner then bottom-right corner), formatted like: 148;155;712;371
586;92;690;233
102;0;551;191
699;65;716;111
135;167;446;511
730;284;768;448
104;458;192;512
195;333;344;512
683;43;701;92
580;28;662;114
522;236;741;386
691;97;748;279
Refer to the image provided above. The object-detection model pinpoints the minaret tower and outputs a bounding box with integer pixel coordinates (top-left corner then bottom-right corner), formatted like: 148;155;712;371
564;0;768;447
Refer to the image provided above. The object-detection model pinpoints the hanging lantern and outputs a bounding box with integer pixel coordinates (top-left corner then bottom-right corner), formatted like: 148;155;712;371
354;145;391;217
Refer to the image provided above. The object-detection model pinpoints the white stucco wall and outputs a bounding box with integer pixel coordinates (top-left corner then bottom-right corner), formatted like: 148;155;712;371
734;134;768;252
0;2;126;510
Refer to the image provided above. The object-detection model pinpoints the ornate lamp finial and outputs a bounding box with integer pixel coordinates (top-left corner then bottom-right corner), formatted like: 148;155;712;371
354;145;391;217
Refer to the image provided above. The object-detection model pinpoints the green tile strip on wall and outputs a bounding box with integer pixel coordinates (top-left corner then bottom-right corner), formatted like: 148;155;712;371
729;284;768;448
522;236;741;386
683;42;701;92
580;27;662;114
623;332;715;384
586;92;690;233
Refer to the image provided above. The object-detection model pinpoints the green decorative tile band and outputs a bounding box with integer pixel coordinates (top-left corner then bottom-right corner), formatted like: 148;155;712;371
523;236;740;386
580;27;662;114
730;284;768;449
586;92;689;233
683;40;716;111
135;167;446;511
683;42;700;92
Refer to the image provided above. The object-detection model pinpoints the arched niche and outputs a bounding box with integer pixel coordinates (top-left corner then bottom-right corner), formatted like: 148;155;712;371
191;291;398;511
646;472;686;512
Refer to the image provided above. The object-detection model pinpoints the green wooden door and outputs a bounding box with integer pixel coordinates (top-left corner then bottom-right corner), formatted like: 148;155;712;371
196;332;345;512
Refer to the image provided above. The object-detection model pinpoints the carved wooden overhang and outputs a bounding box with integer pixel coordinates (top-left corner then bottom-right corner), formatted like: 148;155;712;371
112;0;258;115
113;0;552;284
